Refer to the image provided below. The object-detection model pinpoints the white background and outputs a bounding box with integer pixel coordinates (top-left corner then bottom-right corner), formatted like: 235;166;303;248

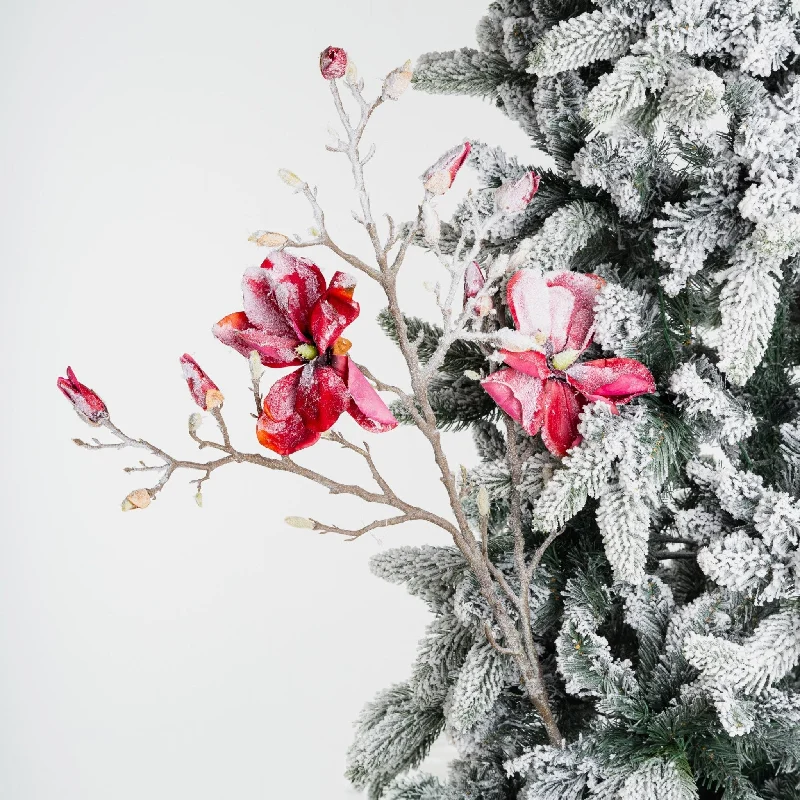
1;2;540;797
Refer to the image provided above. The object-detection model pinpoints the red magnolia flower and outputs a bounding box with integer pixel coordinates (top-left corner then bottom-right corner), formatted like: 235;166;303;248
57;366;108;425
180;354;224;411
213;251;397;455
319;46;347;80
481;270;655;457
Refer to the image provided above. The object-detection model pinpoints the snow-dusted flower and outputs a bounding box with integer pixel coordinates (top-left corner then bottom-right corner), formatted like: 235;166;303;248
422;142;471;195
213;252;397;455
57;367;109;425
494;171;540;214
319;46;347;80
382;60;412;100
481;270;655;456
121;488;151;512
180;354;224;411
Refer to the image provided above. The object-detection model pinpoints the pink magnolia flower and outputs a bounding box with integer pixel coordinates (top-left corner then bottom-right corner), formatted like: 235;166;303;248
319;46;347;80
180;354;224;411
57;366;108;425
422;142;471;195
213;251;397;455
481;270;656;457
495;171;540;214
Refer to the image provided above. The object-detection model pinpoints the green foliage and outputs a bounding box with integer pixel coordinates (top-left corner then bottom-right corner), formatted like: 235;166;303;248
413;48;515;98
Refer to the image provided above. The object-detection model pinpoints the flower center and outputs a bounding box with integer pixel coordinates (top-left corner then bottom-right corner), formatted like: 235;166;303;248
550;349;580;371
295;343;319;361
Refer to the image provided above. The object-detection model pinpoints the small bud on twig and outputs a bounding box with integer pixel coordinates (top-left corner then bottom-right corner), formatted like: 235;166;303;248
382;60;412;100
121;488;151;512
248;350;264;382
278;169;304;188
477;485;491;518
319;46;347;80
464;370;481;381
57;367;109;426
248;230;289;248
188;412;203;433
422;142;471;196
285;516;315;529
421;204;440;246
195;492;203;508
180;354;224;411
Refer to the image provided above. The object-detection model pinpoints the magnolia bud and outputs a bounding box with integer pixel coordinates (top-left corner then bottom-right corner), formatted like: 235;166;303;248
477;485;491;518
57;366;108;426
285;516;315;529
180;354;224;411
464;370;481;381
382;60;412;100
464;260;485;301
188;412;203;433
495;171;540;215
278;169;304;188
248;350;264;382
345;60;359;85
319;46;347;80
121;488;151;512
195;492;203;508
421;142;471;195
248;230;289;248
421;204;440;246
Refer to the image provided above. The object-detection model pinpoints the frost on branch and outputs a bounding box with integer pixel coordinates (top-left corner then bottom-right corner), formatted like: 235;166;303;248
446;641;509;733
534;403;683;585
684;608;800;734
669;359;756;446
687;447;800;602
512;202;609;273
592;280;649;356
528;9;638;77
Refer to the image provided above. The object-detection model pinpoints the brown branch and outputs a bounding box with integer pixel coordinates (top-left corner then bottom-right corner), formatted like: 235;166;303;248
310;513;413;542
483;621;523;657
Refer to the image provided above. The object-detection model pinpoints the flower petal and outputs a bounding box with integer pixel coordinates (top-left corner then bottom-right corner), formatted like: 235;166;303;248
342;359;398;433
499;349;551;379
545;271;605;354
212;311;303;367
256;370;321;455
566;358;656;405
294;363;349;433
541;380;584;457
241;267;297;338
259;251;327;340
481;368;544;436
507;269;550;340
309;271;360;352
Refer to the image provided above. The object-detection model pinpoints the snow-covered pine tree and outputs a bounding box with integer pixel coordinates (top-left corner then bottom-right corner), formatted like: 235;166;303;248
348;1;800;798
